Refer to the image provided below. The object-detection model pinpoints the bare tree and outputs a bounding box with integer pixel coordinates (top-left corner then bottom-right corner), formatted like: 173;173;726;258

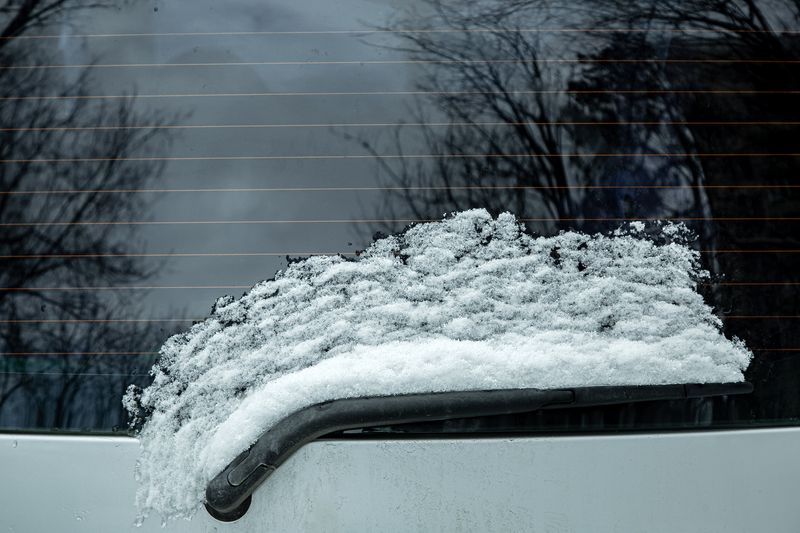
357;0;800;423
362;0;798;233
0;0;180;430
354;1;588;238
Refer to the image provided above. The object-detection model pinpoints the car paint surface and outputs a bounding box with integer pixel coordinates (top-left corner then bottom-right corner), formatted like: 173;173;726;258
2;428;798;532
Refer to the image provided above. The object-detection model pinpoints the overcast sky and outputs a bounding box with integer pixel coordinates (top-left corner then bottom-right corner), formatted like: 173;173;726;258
45;0;436;317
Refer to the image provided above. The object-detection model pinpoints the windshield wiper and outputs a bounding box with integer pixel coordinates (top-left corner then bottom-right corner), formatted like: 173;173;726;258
205;382;752;521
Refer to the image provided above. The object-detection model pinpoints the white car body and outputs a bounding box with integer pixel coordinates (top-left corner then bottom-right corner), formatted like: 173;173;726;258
2;428;798;532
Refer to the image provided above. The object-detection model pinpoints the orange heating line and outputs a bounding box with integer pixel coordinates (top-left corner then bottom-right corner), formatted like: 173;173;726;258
4;185;800;195
6;27;800;40
3;120;800;132
3;217;800;227
0;315;797;325
5;58;800;70
0;250;799;259
0;281;797;290
4;153;800;164
0;348;796;356
4;89;800;101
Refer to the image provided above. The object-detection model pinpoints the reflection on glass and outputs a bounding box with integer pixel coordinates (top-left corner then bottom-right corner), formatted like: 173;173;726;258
360;0;800;427
0;0;177;430
1;0;798;431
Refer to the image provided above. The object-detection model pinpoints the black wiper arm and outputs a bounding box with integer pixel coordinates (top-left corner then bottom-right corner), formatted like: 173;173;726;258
205;382;752;522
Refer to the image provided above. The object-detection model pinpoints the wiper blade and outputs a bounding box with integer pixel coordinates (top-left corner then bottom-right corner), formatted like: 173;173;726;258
570;382;752;406
205;382;752;521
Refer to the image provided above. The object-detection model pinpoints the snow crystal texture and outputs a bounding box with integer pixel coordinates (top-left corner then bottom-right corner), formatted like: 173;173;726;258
125;209;752;520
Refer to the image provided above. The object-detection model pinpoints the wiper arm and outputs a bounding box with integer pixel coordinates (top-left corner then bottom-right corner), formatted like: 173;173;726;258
205;382;752;521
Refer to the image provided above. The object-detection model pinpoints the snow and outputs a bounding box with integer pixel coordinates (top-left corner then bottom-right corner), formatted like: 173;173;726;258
124;209;752;521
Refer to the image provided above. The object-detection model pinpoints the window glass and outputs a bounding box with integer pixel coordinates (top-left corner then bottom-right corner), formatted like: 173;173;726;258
1;0;799;432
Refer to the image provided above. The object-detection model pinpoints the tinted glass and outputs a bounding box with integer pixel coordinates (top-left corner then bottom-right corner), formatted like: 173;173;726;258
1;0;799;432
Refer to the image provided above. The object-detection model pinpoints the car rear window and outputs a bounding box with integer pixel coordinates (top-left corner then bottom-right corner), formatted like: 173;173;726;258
1;0;799;433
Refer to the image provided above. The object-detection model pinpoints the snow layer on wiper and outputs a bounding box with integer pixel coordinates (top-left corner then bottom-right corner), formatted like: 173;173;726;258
124;209;751;520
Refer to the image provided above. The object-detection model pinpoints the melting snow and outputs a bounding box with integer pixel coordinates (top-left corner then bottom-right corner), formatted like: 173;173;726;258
124;209;751;520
